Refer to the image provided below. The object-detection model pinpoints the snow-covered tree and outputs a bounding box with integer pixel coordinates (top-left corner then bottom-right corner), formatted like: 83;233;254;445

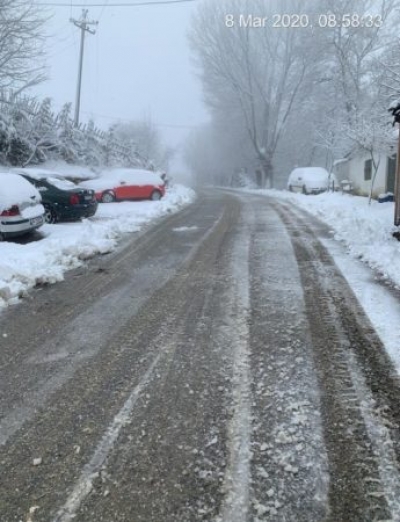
56;102;78;163
22;97;60;164
82;119;103;166
310;0;400;166
0;95;171;171
102;126;120;167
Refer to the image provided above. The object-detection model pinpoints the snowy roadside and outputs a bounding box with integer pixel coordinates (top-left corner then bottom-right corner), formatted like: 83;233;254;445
237;188;400;374
243;189;400;289
0;184;196;309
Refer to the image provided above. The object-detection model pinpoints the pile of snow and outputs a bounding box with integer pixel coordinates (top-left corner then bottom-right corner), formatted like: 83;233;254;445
251;189;400;287
0;184;195;308
0;173;42;212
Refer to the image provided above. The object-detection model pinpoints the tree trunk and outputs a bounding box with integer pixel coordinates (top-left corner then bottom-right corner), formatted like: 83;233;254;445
255;169;262;188
368;155;380;205
261;158;273;189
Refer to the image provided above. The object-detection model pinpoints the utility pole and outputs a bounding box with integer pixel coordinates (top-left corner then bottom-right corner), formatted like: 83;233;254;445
70;9;98;127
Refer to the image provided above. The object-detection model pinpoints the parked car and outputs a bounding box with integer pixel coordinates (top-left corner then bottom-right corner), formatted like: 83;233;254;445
287;167;336;195
0;172;44;241
13;168;98;224
80;168;166;203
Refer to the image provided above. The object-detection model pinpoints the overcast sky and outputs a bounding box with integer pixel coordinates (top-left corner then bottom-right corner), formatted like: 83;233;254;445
32;0;208;172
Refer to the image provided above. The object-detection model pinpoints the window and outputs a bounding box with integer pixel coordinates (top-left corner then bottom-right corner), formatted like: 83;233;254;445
387;156;396;193
364;159;372;181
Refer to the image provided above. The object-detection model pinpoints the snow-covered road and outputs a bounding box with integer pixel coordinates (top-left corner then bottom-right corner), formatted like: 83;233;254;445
1;190;400;521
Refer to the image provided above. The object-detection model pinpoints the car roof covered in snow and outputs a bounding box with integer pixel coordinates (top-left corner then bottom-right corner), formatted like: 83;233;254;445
80;168;164;191
12;168;77;190
12;167;65;181
288;167;329;182
0;172;42;212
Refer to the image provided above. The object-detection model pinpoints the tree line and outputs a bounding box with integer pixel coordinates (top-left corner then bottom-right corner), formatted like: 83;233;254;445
186;0;400;188
0;94;167;170
0;0;170;171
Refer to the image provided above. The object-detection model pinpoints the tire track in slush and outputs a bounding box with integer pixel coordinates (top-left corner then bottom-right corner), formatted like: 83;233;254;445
246;201;329;522
51;210;232;522
216;215;252;522
71;199;242;522
273;202;394;522
52;351;162;522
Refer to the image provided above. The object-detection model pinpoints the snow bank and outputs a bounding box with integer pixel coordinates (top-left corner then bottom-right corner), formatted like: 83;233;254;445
250;189;400;288
0;184;196;308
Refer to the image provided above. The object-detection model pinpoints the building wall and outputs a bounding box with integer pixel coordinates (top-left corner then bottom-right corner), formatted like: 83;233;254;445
347;154;388;197
333;159;350;183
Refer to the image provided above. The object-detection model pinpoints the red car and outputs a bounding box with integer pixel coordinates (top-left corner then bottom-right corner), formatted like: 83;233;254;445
80;169;166;203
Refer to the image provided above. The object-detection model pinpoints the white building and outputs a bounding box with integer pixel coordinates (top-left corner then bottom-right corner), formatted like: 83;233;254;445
334;152;396;197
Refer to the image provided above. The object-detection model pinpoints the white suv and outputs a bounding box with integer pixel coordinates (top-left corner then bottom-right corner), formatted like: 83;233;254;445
0;172;45;241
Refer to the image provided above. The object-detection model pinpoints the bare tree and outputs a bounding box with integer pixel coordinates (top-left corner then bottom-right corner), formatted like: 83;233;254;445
0;0;48;96
190;0;321;187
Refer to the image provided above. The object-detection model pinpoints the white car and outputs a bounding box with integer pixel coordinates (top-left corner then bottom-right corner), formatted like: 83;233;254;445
0;172;45;241
287;167;336;195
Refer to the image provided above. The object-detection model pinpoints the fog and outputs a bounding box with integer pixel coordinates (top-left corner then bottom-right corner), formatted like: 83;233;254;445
32;0;209;181
2;0;400;191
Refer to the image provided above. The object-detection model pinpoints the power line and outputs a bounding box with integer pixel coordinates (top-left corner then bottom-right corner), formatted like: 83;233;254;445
35;0;198;6
47;37;78;59
97;0;110;21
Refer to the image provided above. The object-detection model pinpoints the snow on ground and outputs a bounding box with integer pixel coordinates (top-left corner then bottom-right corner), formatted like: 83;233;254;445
0;184;195;309
247;189;400;288
241;188;400;373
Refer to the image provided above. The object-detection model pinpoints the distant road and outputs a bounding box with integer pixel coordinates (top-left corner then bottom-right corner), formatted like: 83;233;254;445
1;190;400;522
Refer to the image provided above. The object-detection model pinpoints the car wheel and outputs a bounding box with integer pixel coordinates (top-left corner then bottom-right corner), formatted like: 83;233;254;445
44;205;57;224
302;185;307;195
150;190;162;201
288;185;293;192
101;191;115;203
